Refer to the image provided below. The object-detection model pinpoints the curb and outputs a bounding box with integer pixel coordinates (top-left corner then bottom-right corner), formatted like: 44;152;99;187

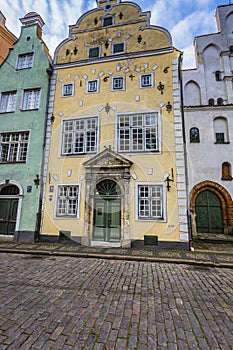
0;248;232;269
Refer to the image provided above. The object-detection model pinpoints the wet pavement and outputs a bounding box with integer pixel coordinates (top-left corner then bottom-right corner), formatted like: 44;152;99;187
0;253;232;349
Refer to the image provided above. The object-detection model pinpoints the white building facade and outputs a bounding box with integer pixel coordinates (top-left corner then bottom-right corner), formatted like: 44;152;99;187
182;4;233;237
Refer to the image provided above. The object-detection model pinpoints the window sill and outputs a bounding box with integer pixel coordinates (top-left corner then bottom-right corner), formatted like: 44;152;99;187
0;111;15;114
0;161;26;164
20;108;39;112
214;142;230;144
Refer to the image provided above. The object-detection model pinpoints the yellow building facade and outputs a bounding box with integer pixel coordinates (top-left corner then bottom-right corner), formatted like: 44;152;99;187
41;0;189;249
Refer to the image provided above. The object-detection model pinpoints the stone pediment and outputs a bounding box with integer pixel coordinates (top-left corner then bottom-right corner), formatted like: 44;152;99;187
83;148;132;168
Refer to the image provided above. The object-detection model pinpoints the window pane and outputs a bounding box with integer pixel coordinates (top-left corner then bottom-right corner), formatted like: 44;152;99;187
141;74;152;87
103;17;113;27
113;43;124;53
0;91;17;113
22;89;40;110
89;47;100;58
113;77;124;90
63;84;73;96
62;118;97;155
88;80;98;92
138;185;163;220
56;186;79;217
0;132;29;163
17;53;33;69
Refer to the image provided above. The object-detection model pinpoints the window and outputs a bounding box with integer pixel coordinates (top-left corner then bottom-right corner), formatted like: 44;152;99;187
112;76;125;90
61;117;98;155
137;184;164;220
217;98;223;106
117;113;159;152
56;185;80;217
62;84;74;97
215;71;221;81
214;117;229;143
208;98;215;106
103;16;113;27
17;53;34;69
0;132;29;163
89;47;100;58
140;74;154;88
113;42;125;54
222;162;232;180
190;127;200;143
87;79;99;93
22;89;40;110
0;91;17;113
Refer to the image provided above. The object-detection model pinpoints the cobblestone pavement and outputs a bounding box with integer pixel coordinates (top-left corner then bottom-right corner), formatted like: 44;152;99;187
0;254;232;349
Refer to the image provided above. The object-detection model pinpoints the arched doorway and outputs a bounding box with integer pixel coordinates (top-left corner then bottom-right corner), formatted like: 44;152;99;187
0;184;19;235
195;190;223;233
93;180;121;242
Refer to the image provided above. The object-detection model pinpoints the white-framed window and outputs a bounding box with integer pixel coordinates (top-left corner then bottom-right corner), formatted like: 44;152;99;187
17;53;34;70
136;183;165;221
0;91;17;113
22;89;41;110
56;184;80;218
103;16;113;27
213;117;229;143
117;112;160;152
140;73;154;88
112;42;125;54
61;117;98;155
0;131;29;163
86;79;99;94
88;46;101;58
62;83;74;97
111;76;125;91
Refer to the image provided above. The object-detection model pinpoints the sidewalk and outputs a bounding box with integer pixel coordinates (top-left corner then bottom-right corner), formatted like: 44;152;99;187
0;240;232;268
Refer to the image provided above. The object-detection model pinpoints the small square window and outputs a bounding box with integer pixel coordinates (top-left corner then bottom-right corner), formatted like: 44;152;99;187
216;132;225;143
89;47;100;58
140;74;153;88
62;84;74;97
113;42;125;54
112;77;125;91
103;17;113;27
87;80;99;93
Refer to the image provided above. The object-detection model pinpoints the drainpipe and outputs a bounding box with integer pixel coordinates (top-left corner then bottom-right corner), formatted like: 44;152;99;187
178;53;193;249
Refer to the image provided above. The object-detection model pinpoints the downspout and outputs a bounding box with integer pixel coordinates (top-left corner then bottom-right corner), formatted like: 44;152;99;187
178;53;193;249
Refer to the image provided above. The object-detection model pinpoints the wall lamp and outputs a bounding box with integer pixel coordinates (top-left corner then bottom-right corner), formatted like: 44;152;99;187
163;169;174;191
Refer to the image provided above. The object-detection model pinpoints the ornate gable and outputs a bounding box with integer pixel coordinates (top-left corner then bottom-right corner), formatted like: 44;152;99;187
83;147;132;168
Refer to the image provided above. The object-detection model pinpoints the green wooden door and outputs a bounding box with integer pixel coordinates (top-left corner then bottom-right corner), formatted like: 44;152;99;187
93;198;121;242
196;190;223;233
93;180;121;242
0;199;18;235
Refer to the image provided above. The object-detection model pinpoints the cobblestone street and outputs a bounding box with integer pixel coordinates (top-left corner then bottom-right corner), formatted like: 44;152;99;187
0;253;232;349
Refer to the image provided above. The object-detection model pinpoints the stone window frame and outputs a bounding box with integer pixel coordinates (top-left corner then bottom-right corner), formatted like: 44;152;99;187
112;42;125;55
86;79;100;94
62;83;74;97
139;73;154;89
60;116;99;156
111;76;126;91
88;46;101;59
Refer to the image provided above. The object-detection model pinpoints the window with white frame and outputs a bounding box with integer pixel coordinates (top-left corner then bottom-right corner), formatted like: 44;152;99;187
56;185;80;217
112;76;125;91
117;112;159;152
87;79;99;93
103;16;113;27
0;91;17;113
22;89;41;110
112;42;125;54
140;73;154;88
62;83;74;97
17;53;34;69
0;132;29;163
61;117;98;155
137;184;164;220
88;46;100;58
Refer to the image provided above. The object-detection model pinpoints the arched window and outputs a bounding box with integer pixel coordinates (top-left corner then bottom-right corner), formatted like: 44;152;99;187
208;98;215;106
214;117;229;143
222;162;232;180
190;127;200;143
217;98;223;106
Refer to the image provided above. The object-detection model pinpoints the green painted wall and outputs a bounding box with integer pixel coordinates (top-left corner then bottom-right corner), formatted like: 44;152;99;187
0;20;51;237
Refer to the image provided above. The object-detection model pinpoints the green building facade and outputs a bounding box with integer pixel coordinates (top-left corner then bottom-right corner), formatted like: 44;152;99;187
0;12;51;242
